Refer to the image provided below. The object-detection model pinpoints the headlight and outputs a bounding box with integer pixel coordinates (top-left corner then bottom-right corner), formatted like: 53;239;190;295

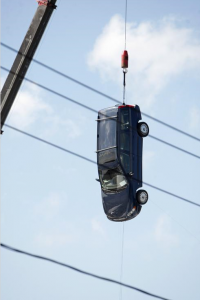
127;206;136;217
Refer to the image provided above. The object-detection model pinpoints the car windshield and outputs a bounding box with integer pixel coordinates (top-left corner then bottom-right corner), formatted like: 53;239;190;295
99;167;127;191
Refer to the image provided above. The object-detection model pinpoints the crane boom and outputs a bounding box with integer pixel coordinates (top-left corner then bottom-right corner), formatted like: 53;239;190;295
0;0;57;132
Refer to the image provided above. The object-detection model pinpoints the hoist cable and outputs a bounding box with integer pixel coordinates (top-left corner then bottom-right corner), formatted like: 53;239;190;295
1;43;200;142
119;222;125;300
122;0;128;104
124;0;128;49
3;124;200;208
123;72;126;105
1;66;199;160
0;243;171;300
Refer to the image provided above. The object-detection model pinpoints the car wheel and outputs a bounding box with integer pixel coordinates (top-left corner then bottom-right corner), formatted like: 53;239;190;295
137;122;149;137
137;190;148;205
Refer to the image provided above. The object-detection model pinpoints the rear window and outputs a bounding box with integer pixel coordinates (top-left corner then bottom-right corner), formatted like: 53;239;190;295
98;118;117;150
98;148;117;165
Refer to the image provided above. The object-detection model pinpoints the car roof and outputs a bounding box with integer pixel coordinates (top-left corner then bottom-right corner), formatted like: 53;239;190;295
98;105;118;118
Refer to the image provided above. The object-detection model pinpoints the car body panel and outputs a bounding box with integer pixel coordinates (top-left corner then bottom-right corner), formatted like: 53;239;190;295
97;104;144;222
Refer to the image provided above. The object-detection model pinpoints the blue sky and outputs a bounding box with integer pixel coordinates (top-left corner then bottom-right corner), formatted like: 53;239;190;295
1;0;200;299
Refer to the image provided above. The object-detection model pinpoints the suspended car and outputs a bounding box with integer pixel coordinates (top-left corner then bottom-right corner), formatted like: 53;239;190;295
96;104;149;222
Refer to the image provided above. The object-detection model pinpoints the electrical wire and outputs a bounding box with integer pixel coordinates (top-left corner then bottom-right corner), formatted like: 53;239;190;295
148;134;200;159
150;199;200;244
4;123;200;208
1;42;200;142
1;66;200;160
0;243;171;300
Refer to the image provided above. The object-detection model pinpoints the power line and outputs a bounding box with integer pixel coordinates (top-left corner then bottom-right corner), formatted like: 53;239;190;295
149;135;200;159
1;43;118;102
0;66;97;114
1;66;200;160
4;124;200;208
1;243;171;300
1;42;200;143
5;124;95;164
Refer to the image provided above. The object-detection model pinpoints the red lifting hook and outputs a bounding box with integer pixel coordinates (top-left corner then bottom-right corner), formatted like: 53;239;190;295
121;50;128;69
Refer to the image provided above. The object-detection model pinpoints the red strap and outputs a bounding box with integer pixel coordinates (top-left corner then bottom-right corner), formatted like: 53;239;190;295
37;0;48;5
37;0;56;8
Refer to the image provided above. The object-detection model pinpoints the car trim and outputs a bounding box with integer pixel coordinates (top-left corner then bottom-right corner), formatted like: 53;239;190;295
107;216;131;222
96;116;117;121
96;146;117;153
118;105;135;108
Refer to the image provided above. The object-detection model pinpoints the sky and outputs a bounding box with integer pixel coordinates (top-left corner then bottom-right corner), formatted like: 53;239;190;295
1;0;200;299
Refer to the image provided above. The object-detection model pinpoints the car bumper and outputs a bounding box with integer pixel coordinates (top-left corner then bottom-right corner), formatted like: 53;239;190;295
107;206;141;222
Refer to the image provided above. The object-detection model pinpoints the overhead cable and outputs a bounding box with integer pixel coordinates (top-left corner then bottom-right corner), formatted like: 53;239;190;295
1;66;199;160
148;135;200;159
1;42;200;142
4;124;200;208
1;243;171;300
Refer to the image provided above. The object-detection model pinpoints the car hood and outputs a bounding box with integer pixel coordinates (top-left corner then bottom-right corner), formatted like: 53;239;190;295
101;186;130;218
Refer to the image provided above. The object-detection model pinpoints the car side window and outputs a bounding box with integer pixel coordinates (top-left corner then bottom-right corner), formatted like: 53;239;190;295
121;109;129;130
120;132;129;151
120;108;129;151
119;108;131;173
120;152;130;173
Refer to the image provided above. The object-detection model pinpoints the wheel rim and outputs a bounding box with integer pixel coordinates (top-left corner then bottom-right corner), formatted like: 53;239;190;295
140;124;148;135
139;191;148;203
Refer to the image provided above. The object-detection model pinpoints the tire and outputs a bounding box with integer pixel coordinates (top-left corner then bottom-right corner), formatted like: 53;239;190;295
136;190;148;205
137;122;149;137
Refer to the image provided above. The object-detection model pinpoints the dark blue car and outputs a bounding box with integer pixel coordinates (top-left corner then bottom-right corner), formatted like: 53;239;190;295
96;104;149;222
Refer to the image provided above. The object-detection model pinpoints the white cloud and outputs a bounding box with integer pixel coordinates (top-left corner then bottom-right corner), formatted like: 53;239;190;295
6;82;85;138
35;231;74;247
8;83;52;129
154;214;179;248
33;193;79;247
42;113;82;139
34;193;63;220
189;106;200;130
91;218;106;237
88;15;200;109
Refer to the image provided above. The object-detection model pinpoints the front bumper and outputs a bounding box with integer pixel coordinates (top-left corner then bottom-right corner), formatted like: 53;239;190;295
107;205;141;222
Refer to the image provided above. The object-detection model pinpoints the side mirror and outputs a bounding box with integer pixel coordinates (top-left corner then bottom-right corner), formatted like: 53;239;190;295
128;172;133;177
